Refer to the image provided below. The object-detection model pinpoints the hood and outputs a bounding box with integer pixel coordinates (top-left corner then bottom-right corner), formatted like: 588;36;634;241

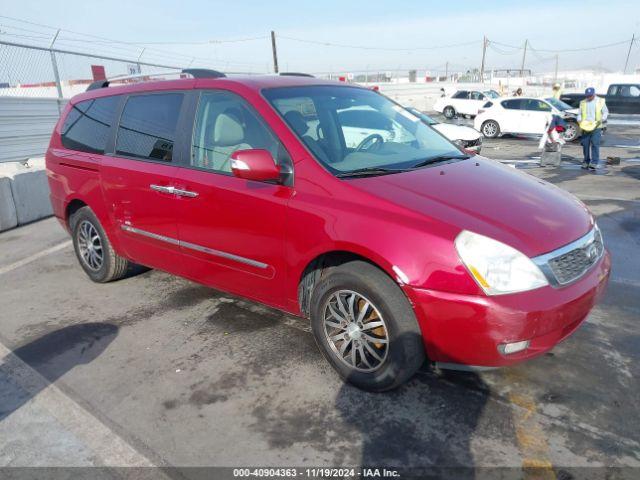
349;157;593;257
432;123;481;141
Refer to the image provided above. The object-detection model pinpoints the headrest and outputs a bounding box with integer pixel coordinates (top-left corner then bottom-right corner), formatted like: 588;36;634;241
214;112;244;146
284;110;309;135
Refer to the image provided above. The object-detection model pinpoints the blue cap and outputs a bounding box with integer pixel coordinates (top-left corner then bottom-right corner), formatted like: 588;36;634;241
585;87;595;96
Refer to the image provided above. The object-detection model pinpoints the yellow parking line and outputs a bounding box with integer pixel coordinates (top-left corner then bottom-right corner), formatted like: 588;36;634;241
505;369;557;480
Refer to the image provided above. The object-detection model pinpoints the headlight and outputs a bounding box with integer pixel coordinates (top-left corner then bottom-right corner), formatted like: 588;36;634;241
455;230;548;295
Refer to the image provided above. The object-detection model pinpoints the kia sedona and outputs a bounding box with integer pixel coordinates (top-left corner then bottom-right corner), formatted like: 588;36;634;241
46;70;610;391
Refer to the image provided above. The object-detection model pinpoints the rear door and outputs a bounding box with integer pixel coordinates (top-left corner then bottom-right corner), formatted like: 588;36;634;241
498;99;526;133
520;99;553;134
466;91;487;116
450;90;470;113
101;91;189;272
172;90;293;307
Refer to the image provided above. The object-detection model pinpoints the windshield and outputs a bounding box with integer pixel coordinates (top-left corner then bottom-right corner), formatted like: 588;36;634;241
405;107;438;125
545;97;573;111
484;90;500;99
264;86;464;175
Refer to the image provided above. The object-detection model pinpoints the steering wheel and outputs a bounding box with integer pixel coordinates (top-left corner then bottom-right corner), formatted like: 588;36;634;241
355;134;384;152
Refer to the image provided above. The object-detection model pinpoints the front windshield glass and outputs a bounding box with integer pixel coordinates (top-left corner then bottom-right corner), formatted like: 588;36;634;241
406;107;437;126
264;86;464;175
484;90;500;99
545;97;572;111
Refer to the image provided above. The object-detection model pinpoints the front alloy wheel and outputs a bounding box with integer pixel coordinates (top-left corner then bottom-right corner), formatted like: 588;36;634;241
323;290;389;372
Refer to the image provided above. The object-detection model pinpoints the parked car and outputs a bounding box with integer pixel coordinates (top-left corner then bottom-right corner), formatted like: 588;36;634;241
474;97;581;141
433;89;498;119
560;84;640;114
46;71;610;391
405;107;482;153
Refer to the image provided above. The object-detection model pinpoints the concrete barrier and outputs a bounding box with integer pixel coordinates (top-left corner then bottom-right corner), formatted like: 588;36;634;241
0;176;17;231
0;157;52;231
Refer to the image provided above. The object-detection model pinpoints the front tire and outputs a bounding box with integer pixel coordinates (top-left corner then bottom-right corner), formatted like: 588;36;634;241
70;206;130;283
443;106;456;119
310;261;425;392
481;120;500;138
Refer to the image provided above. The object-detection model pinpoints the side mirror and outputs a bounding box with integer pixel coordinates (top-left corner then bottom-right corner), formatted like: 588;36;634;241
230;149;281;182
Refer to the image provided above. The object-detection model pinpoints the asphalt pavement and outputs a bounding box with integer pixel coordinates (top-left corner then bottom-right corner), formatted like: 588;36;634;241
0;123;639;479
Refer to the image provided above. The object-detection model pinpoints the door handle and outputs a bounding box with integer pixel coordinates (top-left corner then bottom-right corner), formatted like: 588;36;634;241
173;188;199;198
150;184;175;194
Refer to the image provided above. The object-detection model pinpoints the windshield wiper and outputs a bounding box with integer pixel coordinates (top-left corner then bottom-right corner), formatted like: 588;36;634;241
336;167;406;178
410;154;470;169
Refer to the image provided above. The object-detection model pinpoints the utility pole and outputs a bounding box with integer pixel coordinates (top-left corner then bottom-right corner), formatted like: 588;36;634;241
480;36;487;83
445;61;448;80
49;29;63;112
624;34;635;74
270;31;279;74
554;54;559;82
520;39;528;77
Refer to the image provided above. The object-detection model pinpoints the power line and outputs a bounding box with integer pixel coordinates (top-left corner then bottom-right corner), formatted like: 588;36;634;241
278;35;481;52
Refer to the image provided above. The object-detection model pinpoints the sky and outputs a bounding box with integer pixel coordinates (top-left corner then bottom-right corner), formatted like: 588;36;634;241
1;0;639;75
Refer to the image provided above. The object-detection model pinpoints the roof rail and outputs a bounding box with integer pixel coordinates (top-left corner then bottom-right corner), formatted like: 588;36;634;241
279;72;315;78
85;68;226;92
86;79;110;91
181;68;226;78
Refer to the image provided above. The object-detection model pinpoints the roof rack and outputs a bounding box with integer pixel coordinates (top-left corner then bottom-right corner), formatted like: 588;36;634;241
279;72;315;78
85;68;226;92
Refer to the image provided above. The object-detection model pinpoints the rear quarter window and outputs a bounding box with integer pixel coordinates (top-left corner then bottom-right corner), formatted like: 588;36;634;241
61;96;119;154
116;93;184;162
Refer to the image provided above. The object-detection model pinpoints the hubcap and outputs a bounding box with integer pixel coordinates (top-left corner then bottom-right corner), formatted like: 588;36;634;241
322;290;389;372
77;220;103;271
484;122;497;136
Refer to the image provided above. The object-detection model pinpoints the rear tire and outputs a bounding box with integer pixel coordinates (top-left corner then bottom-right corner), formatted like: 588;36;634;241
310;260;425;392
70;206;130;283
443;106;456;119
563;121;580;142
481;120;500;138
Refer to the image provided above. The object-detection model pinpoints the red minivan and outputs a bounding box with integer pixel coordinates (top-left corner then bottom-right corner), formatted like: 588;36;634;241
46;70;610;391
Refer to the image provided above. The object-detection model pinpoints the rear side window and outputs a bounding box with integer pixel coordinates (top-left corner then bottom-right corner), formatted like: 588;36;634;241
61;96;119;154
502;99;525;110
452;91;470;99
116;93;184;162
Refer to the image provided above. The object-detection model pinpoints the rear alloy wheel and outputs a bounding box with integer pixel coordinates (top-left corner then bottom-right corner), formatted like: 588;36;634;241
71;206;131;283
443;106;456;119
563;122;580;142
481;120;500;138
310;260;425;391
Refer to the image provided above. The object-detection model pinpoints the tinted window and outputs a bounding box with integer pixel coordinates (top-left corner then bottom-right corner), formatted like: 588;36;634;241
620;85;640;97
523;99;552;111
452;91;470;99
502;99;525;110
61;96;119;154
470;91;485;100
116;93;183;162
191;91;288;174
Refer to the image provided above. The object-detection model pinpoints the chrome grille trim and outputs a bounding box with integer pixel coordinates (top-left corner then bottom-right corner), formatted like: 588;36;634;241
533;226;604;287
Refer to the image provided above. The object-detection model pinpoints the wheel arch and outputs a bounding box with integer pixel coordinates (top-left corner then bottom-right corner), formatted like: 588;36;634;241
296;249;404;318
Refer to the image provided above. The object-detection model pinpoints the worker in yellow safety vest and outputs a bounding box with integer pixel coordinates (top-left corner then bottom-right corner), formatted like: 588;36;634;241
578;87;608;171
552;83;562;100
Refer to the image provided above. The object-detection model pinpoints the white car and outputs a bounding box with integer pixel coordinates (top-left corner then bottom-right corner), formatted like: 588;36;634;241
473;97;580;141
433;89;500;119
405;107;482;153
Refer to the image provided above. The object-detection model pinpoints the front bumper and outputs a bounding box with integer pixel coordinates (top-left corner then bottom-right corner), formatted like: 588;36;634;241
404;251;611;367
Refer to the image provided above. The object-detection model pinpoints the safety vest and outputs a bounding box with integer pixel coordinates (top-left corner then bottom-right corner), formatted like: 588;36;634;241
579;98;605;132
552;89;561;100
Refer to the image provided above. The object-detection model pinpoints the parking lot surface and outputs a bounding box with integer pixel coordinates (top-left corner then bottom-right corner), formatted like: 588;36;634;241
1;122;639;478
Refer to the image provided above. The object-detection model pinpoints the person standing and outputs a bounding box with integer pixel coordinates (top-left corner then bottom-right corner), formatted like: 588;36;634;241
578;87;609;171
552;83;562;99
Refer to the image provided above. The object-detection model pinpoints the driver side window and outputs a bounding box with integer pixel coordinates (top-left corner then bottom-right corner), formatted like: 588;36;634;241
191;91;288;174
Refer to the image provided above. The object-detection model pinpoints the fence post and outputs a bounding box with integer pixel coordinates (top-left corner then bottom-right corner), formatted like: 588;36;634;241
49;30;63;114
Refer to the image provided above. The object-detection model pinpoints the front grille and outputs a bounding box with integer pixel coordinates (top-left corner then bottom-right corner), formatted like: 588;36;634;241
463;137;482;148
534;227;604;286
